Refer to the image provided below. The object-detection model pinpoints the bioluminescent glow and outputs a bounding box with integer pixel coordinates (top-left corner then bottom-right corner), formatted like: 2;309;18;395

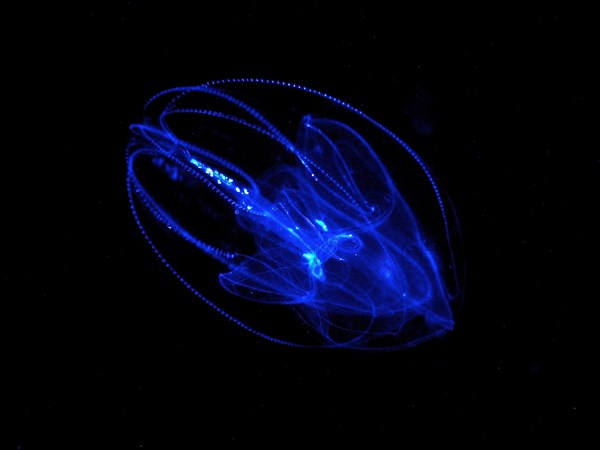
126;79;463;350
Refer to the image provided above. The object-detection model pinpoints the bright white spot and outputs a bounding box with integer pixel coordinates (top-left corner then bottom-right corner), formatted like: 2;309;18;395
303;252;316;263
315;219;328;232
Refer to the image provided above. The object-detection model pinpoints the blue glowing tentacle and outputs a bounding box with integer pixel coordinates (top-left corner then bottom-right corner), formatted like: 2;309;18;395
153;85;296;153
296;116;395;221
127;182;305;347
127;146;236;264
200;79;463;299
127;79;463;350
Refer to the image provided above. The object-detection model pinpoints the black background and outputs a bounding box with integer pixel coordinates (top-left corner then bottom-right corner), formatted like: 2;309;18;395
6;2;593;447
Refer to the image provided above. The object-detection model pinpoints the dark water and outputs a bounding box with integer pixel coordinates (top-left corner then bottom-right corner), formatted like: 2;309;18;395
5;3;592;447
